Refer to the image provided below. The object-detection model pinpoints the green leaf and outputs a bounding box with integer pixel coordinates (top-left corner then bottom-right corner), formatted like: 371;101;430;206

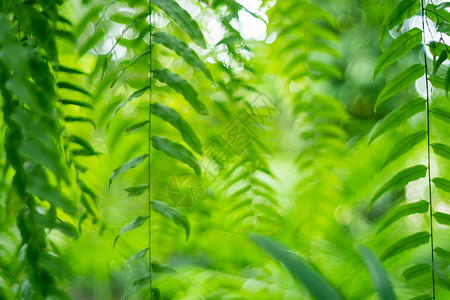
356;245;396;300
152;102;202;154
409;295;433;300
65;116;96;128
381;231;430;261
401;263;431;282
108;86;150;127
114;215;149;248
58;65;86;75
370;165;428;209
110;154;148;186
59;99;92;108
121;276;150;300
125;120;149;135
152;68;208;115
152;261;177;273
57;81;91;96
111;50;151;88
377;200;429;235
445;64;450;97
434;211;450;226
373;28;422;80
431;143;450;159
153;32;213;82
430;106;450;124
152;135;201;175
368;98;426;144
125;184;149;197
153;0;206;48
379;0;421;47
127;247;149;263
152;200;190;241
248;233;343;300
69;135;99;156
435;247;450;262
432;177;450;193
375;64;425;111
381;131;426;168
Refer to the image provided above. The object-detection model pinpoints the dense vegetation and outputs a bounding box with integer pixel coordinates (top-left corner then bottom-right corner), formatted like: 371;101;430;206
1;0;450;299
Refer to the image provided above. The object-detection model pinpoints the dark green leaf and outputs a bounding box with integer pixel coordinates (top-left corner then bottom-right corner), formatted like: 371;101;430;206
445;64;450;97
114;215;149;248
58;66;86;75
108;86;150;127
153;32;213;82
375;64;424;111
153;0;206;48
431;143;450;159
370;165;428;209
434;211;450;226
368;98;426;144
152;68;208;115
373;28;422;80
377;200;429;235
57;81;91;96
152;200;190;241
381;231;430;261
110;154;148;186
152;260;177;273
356;245;396;300
152;135;201;175
125;184;149;197
152;102;202;154
401;263;431;282
381;130;426;168
430;106;450;124
435;247;450;262
125;120;149;135
409;295;433;300
249;233;342;300
65;116;96;128
59;99;92;108
432;177;450;193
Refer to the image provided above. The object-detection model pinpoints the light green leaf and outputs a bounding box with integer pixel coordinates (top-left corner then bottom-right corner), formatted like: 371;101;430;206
381;231;430;261
152;261;176;273
153;0;206;48
381;131;426;168
108;86;150;127
125;120;149;135
409;295;433;300
110;154;148;186
152;68;208;115
249;233;343;300
377;200;429;235
125;184;149;197
152;102;202;154
153;32;213;82
431;143;450;159
114;215;149;248
368;97;426;144
111;50;151;88
373;28;422;80
401;263;431;282
430;106;450;124
121;276;150;300
128;247;149;263
370;165;428;209
152;200;190;241
379;0;421;47
434;211;450;226
435;247;450;262
356;245;396;300
375;64;424;111
432;177;450;193
152;135;201;175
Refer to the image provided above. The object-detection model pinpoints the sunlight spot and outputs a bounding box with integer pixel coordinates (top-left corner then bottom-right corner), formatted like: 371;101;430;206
265;31;277;44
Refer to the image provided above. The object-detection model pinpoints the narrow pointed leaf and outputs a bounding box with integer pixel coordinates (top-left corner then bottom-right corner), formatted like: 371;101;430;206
126;120;149;135
381;231;430;261
110;154;148;186
368;97;426;144
58;65;86;75
375;64;424;111
370;165;427;208
152;135;200;175
121;276;150;300
433;211;450;226
114;215;149;248
401;263;431;281
152;102;202;154
128;247;149;263
356;245;396;300
152;68;208;115
108;86;150;127
379;0;421;47
152;200;190;241
249;233;342;300
409;295;433;300
65;116;96;128
111;50;151;87
430;106;450;124
373;28;422;80
431;143;450;159
445;65;450;97
381;131;426;168
125;184;149;197
57;81;91;96
435;247;450;262
59;99;92;108
377;200;429;234
153;0;206;48
153;32;213;82
432;177;450;193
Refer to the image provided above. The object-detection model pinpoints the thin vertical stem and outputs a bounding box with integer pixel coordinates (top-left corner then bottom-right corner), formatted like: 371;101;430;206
148;0;153;298
420;0;435;298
